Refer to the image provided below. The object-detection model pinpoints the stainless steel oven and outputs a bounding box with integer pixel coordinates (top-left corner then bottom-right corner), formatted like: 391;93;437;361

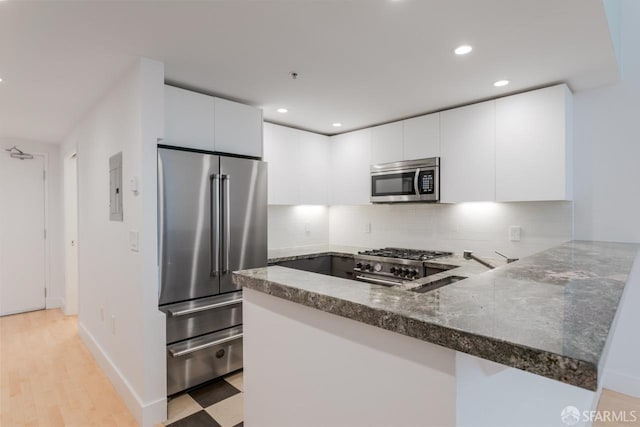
370;157;439;203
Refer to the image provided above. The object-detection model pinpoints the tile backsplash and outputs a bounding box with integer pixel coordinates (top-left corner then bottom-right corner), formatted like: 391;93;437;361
269;201;573;259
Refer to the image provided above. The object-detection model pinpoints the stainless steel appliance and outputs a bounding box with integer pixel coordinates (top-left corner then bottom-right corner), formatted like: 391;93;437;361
370;157;440;203
354;248;452;286
158;146;267;395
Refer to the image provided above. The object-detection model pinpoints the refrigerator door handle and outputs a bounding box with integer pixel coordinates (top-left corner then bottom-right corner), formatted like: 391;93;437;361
211;174;221;276
222;174;231;273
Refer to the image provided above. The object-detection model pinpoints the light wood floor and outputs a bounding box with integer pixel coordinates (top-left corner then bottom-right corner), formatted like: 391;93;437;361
1;308;137;426
2;308;640;426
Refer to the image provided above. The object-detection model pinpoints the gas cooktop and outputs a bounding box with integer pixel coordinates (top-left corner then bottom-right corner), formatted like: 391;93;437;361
357;248;452;262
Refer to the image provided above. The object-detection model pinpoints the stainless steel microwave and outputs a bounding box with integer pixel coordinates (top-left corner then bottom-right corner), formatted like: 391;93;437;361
370;157;440;203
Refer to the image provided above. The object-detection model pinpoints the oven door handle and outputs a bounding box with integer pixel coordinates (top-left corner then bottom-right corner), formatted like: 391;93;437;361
414;168;421;196
356;275;403;287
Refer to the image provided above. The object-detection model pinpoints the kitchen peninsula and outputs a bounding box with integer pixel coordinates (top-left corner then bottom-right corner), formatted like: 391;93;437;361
234;241;640;427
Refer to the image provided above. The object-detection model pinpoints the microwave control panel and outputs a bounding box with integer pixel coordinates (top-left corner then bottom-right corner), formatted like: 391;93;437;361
419;170;435;194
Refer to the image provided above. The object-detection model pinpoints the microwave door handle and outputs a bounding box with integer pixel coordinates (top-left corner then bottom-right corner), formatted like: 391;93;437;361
414;168;421;196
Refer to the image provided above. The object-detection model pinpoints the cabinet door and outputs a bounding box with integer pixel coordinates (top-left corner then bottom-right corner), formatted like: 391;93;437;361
403;113;440;160
164;85;215;151
298;131;330;205
214;97;263;158
496;84;571;201
371;122;403;165
440;101;495;202
263;123;299;205
330;128;372;205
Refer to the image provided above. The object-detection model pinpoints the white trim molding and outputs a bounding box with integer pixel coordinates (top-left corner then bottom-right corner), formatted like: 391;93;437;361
604;369;640;398
78;321;167;426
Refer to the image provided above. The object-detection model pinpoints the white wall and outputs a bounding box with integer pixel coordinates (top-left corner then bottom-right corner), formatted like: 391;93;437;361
61;57;166;426
329;202;573;258
0;138;64;309
268;205;330;251
573;0;640;396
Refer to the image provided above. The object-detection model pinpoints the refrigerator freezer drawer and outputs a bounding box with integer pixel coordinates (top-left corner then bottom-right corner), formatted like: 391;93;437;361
161;291;243;344
167;325;243;396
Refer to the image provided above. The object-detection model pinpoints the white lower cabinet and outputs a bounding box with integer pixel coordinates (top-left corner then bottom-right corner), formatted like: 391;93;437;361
263;123;330;205
330;128;372;205
495;84;572;201
440;101;496;203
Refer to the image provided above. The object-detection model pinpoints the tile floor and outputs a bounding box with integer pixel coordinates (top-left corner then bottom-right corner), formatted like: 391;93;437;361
165;370;244;427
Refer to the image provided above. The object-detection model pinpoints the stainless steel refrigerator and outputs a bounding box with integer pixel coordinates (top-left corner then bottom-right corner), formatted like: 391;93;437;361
157;146;267;395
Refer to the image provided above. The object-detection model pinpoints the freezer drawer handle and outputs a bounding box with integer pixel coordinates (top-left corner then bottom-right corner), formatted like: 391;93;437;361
169;332;244;358
167;297;243;317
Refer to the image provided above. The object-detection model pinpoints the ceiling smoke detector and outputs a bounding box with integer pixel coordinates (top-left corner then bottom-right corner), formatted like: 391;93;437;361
289;71;299;80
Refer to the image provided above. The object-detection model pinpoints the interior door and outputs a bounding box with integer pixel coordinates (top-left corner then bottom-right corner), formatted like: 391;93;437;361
220;157;267;293
158;148;221;305
0;153;46;316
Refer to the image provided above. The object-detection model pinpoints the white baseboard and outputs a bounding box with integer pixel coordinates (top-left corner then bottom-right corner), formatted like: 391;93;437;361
78;321;167;426
46;297;64;309
604;369;640;398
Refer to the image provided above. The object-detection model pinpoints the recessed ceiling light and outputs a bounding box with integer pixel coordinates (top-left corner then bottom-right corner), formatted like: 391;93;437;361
494;80;510;87
277;108;288;113
0;77;3;83
332;122;342;127
454;45;473;55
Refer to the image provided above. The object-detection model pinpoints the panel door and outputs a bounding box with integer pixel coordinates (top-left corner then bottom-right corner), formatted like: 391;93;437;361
158;148;220;305
219;157;268;293
371;122;403;165
440;101;496;202
403;113;440;160
164;85;215;152
0;153;46;316
214;98;263;158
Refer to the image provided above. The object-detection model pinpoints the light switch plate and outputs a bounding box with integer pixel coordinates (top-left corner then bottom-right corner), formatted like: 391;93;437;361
509;226;521;242
129;230;139;252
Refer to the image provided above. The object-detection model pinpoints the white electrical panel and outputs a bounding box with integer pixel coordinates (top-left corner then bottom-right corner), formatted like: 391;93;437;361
109;152;123;221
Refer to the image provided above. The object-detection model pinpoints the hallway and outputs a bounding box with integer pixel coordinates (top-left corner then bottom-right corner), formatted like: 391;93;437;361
0;309;137;426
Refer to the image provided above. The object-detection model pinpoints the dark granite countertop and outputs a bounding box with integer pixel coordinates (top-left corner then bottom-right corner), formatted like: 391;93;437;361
235;241;640;390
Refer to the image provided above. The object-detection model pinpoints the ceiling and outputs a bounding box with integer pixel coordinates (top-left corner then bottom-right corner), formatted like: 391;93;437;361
0;0;618;143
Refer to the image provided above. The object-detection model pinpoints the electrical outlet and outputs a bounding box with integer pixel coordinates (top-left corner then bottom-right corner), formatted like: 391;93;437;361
364;222;371;234
129;230;139;252
509;226;522;242
111;315;116;335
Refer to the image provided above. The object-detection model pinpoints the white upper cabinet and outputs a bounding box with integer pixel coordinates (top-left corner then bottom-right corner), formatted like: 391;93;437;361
403;113;440;160
163;85;263;157
440;101;496;203
263;123;299;205
495;84;572;201
164;85;215;151
263;123;330;205
214;97;263;158
298;131;330;205
330;128;372;205
371;122;403;165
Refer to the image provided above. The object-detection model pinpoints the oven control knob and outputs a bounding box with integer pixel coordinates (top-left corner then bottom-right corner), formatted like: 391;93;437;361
402;268;410;275
356;262;363;269
365;264;371;271
411;269;419;277
390;267;396;274
374;263;382;272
